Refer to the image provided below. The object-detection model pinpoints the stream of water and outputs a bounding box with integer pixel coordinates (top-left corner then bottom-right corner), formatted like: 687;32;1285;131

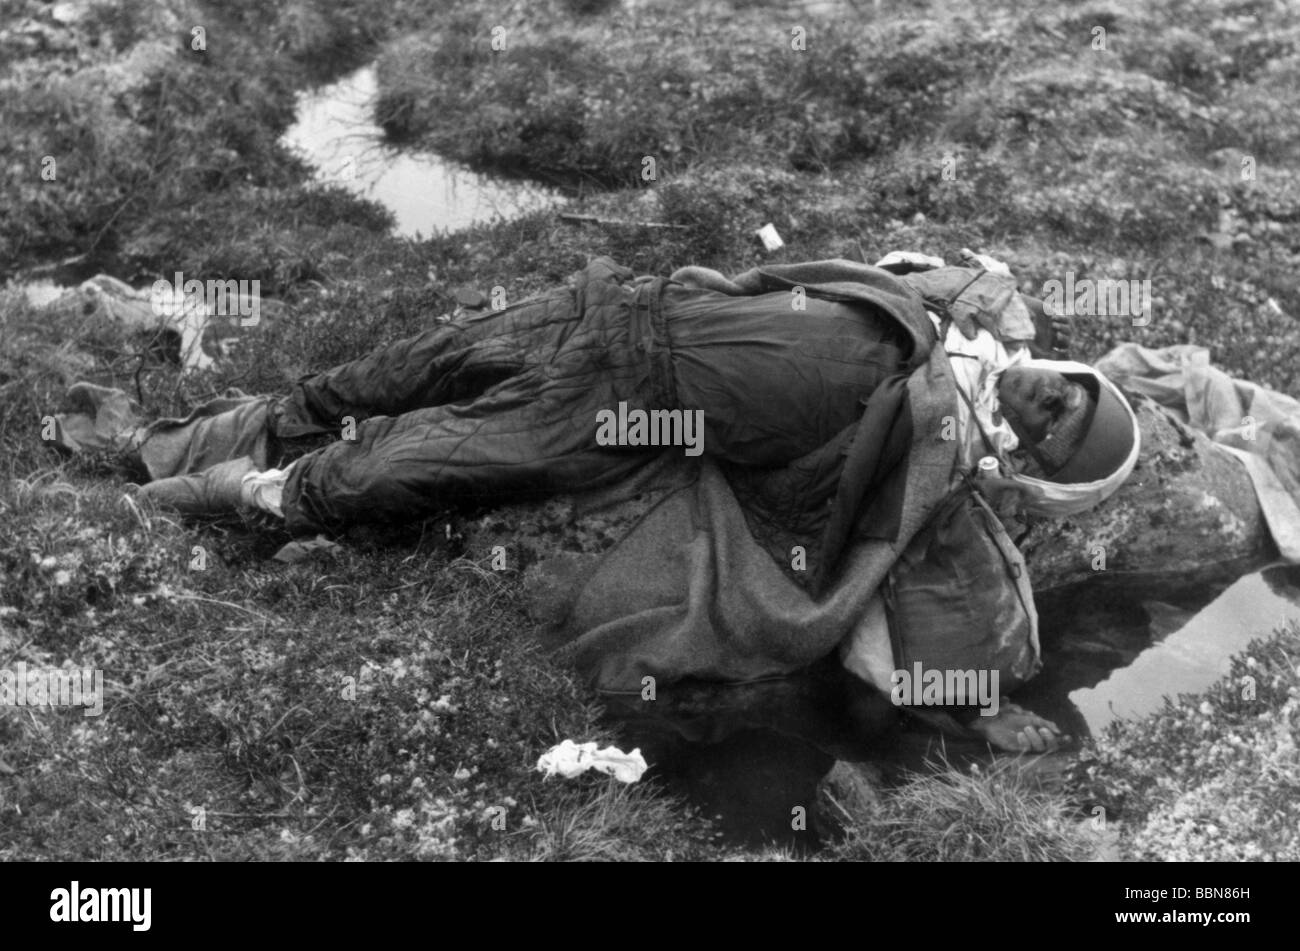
280;66;562;237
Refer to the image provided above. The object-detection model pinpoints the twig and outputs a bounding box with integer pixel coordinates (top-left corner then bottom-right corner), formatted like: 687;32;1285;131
133;349;148;405
169;593;278;624
558;213;689;230
1;636;33;669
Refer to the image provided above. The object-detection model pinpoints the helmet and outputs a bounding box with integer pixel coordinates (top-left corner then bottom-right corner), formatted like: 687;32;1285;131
1005;359;1141;516
1050;375;1138;484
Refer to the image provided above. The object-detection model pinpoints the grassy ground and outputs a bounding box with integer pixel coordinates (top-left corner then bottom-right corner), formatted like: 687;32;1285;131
376;0;1300;394
2;0;1299;860
1;0;729;863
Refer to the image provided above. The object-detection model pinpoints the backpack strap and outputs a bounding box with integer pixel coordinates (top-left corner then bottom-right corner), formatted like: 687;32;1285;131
952;372;999;459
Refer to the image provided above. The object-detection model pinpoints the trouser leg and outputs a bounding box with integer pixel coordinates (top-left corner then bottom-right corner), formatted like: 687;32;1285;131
270;290;576;438
134;289;587;478
281;368;653;534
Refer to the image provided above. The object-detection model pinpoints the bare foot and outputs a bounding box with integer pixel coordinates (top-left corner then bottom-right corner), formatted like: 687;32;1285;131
967;701;1069;754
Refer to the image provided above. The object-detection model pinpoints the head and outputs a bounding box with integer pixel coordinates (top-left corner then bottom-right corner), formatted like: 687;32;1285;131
996;362;1139;485
998;365;1090;444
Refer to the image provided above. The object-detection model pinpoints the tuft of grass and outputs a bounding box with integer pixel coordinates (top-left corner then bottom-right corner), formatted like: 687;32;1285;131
827;755;1099;862
508;780;710;862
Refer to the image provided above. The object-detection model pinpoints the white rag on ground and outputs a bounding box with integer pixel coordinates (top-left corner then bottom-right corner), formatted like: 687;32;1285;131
536;740;648;783
1096;342;1300;561
26;274;280;372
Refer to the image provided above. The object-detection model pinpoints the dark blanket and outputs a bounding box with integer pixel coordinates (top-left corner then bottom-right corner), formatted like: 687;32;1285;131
548;261;963;693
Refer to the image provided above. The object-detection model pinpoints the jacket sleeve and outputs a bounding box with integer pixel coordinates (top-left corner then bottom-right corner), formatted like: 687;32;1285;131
900;267;1037;343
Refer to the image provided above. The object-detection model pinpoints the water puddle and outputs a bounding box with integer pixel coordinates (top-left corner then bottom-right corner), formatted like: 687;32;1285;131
606;563;1300;848
280;66;563;237
1067;563;1300;732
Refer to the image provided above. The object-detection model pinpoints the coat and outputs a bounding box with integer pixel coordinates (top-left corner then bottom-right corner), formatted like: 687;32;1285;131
552;260;969;692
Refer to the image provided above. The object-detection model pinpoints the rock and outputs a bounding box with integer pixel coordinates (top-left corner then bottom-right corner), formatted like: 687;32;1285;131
273;535;342;564
455;287;486;309
1021;395;1272;600
50;3;85;26
523;552;600;631
812;760;883;840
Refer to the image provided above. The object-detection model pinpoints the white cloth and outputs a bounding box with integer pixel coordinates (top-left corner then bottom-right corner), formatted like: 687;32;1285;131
239;465;291;518
930;312;1028;469
535;740;648;783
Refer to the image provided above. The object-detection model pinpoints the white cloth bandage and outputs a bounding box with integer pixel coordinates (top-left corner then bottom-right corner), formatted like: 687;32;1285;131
239;465;292;518
929;312;1026;469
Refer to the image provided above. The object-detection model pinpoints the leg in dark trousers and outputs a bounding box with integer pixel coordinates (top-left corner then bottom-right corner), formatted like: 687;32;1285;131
270;287;580;438
278;279;664;533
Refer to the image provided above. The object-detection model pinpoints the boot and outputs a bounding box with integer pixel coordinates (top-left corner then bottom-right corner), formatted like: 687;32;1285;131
135;456;258;516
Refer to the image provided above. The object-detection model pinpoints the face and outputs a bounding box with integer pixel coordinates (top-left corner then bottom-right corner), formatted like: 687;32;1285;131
997;366;1087;444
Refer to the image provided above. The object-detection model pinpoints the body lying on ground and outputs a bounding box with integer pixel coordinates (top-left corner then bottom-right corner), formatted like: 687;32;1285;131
72;253;1143;753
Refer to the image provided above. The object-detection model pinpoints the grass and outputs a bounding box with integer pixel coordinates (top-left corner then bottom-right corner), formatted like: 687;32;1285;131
0;432;721;860
829;756;1100;862
3;0;1300;861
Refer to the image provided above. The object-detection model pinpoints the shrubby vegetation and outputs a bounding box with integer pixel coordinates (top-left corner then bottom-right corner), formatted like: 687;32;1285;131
1073;625;1300;862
